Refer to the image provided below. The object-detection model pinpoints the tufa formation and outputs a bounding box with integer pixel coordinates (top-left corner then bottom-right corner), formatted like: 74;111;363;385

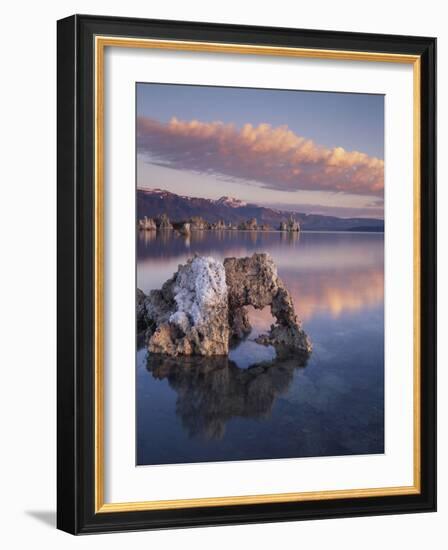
137;253;311;358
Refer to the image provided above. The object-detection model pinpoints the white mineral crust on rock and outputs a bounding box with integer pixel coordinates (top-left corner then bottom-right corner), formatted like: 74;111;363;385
171;256;228;326
148;256;229;356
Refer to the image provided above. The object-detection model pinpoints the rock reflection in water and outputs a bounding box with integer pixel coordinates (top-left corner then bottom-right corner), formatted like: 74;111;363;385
147;352;308;440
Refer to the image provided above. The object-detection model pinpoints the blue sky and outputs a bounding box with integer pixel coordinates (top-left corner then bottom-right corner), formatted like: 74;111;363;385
136;83;384;218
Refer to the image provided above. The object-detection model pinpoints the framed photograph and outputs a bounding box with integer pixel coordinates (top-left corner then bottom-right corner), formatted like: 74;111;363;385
57;14;436;534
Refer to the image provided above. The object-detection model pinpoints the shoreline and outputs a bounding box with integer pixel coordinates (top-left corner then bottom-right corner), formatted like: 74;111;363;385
138;228;385;234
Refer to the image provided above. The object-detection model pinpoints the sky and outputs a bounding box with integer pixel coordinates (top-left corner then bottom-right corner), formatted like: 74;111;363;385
136;83;384;219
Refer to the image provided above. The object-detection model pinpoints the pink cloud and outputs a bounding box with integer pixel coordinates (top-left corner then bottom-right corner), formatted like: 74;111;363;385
137;117;384;197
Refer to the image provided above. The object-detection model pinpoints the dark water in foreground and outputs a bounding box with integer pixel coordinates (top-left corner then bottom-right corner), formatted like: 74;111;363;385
136;230;384;465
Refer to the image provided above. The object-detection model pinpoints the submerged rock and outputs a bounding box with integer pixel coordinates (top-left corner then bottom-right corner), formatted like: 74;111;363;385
138;253;311;357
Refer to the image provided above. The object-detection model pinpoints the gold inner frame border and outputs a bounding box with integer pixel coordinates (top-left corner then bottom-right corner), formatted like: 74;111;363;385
94;35;421;513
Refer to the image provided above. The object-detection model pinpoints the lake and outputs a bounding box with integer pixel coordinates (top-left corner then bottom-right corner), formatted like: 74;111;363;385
136;230;384;465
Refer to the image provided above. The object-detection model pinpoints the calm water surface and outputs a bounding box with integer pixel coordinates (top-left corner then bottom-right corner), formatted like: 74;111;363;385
136;230;384;465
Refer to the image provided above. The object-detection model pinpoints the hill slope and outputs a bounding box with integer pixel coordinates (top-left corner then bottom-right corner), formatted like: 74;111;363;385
137;188;384;232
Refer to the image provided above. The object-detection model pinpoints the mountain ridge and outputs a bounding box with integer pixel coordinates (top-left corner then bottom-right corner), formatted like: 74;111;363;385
137;188;384;232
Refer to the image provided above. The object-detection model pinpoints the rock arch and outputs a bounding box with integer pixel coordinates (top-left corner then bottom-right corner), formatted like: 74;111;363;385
224;254;311;355
137;253;311;357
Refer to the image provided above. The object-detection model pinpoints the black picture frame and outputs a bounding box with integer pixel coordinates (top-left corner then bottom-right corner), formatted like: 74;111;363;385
57;14;436;534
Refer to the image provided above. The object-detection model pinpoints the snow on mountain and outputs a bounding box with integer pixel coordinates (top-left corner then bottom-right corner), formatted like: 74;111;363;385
215;196;248;208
